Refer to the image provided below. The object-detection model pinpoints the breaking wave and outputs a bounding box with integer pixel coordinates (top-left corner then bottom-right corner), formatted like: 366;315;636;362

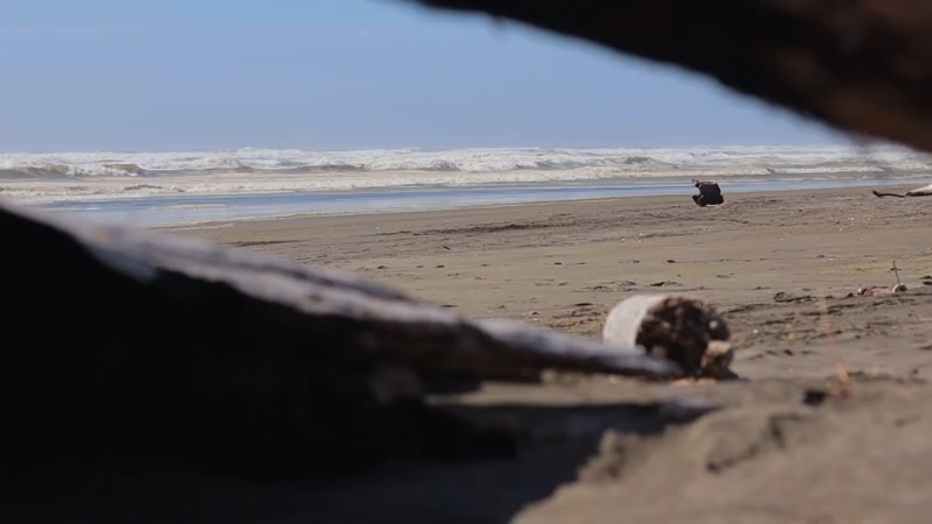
4;144;932;204
2;144;931;180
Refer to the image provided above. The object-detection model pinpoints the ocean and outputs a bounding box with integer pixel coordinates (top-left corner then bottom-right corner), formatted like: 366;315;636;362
3;144;931;226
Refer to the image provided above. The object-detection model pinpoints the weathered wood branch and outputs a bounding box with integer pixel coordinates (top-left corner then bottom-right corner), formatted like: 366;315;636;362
872;190;909;198
1;202;675;379
0;200;680;477
410;0;932;154
872;183;932;198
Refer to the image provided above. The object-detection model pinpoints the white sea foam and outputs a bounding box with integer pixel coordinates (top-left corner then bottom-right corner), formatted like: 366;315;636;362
2;144;930;203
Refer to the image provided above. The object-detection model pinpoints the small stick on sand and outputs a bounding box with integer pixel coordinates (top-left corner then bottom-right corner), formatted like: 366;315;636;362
818;294;851;397
872;190;908;198
857;261;908;296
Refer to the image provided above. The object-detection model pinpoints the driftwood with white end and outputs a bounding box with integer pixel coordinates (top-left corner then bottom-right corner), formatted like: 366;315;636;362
602;294;735;380
872;183;932;198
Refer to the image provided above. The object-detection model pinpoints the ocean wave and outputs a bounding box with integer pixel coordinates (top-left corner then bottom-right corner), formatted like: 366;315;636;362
1;144;931;180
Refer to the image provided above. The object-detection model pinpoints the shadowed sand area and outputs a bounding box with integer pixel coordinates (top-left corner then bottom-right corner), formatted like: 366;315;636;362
7;186;930;524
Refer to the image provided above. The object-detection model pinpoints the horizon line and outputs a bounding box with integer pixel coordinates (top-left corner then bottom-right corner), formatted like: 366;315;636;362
0;143;904;156
0;25;486;38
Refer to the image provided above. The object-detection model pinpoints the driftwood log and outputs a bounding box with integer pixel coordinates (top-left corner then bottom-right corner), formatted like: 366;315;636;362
872;183;932;198
0;201;684;479
410;0;932;155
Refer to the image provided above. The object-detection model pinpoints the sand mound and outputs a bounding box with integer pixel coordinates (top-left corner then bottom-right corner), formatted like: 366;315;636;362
3;377;931;524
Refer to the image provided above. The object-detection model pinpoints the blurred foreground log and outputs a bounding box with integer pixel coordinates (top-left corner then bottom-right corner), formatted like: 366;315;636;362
411;0;932;154
0;201;682;479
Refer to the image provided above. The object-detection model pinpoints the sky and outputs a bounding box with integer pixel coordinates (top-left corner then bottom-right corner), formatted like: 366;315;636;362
0;0;848;152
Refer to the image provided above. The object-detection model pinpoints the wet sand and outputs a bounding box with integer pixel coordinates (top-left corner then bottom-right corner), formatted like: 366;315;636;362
28;185;928;524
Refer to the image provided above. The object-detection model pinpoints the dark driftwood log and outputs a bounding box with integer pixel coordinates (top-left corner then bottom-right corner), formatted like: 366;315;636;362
691;179;725;206
0;200;680;479
410;0;932;154
872;190;909;198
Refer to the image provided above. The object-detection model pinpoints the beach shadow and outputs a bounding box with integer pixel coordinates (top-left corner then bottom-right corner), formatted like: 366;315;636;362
0;401;717;524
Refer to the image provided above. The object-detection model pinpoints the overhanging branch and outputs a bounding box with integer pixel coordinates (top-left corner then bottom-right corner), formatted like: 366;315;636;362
410;0;932;153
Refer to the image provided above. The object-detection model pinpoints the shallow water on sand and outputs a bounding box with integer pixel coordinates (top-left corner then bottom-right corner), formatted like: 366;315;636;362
29;177;932;227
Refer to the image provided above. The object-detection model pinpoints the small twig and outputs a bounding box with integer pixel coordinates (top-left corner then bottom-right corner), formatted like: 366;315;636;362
818;294;851;397
888;260;908;293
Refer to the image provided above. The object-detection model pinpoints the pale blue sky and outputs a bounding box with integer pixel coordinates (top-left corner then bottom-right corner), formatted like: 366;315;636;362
0;0;845;152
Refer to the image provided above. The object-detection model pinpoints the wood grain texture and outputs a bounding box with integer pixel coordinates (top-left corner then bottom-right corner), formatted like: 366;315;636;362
411;0;932;152
0;201;679;478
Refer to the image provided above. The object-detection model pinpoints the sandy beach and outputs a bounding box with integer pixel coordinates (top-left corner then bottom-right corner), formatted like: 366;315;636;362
65;184;927;524
8;0;932;517
176;185;932;379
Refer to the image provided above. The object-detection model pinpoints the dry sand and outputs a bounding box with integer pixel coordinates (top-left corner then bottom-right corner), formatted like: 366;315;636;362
10;186;931;524
180;186;932;380
168;186;932;523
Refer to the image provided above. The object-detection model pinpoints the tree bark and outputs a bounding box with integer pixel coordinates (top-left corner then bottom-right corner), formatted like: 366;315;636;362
411;0;932;154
